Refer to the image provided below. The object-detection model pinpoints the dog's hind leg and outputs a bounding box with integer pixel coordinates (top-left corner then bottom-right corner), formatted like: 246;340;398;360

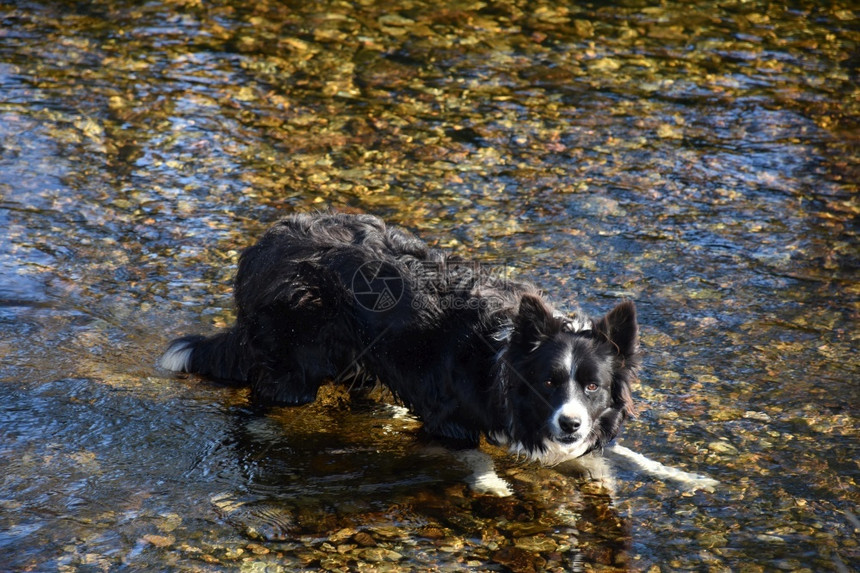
251;371;323;406
242;341;343;407
249;344;336;406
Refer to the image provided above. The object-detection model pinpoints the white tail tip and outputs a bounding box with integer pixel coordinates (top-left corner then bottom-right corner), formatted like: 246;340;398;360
158;340;194;372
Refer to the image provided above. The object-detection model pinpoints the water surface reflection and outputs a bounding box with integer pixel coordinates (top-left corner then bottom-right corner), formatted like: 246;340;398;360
0;0;856;570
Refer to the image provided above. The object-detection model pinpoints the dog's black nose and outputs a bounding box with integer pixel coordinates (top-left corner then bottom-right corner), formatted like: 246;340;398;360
558;415;581;434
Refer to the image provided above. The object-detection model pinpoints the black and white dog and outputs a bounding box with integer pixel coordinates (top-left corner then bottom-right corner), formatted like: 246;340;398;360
160;212;640;493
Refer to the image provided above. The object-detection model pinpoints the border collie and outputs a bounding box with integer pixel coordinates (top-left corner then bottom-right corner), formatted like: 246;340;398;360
160;212;639;491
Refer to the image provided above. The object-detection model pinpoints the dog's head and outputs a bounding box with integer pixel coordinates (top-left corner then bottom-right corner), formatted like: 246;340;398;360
503;294;639;465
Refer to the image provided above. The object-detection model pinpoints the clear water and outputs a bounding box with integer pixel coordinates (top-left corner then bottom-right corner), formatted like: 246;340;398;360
1;0;857;570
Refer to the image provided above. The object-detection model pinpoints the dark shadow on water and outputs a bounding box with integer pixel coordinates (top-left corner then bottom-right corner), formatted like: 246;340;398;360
211;393;633;569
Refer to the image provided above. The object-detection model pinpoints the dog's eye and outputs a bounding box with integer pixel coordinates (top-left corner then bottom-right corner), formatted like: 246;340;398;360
585;382;599;392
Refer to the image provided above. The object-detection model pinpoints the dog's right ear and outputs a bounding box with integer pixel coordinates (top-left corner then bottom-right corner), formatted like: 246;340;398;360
592;300;639;360
512;294;557;352
593;301;639;418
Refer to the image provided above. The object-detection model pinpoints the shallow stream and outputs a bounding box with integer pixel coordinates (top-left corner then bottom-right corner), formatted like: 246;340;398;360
1;0;857;571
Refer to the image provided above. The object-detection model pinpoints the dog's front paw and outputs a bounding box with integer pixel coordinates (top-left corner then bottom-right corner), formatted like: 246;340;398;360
680;474;719;493
469;471;514;497
456;449;514;497
605;443;719;492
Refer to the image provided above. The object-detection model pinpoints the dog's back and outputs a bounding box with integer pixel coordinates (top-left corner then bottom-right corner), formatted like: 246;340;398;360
160;212;493;408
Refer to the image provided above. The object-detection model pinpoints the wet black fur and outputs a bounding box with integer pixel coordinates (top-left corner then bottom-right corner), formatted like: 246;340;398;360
164;212;639;456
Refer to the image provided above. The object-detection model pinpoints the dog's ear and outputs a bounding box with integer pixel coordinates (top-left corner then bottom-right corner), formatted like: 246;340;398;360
512;294;557;352
594;301;638;417
592;300;638;359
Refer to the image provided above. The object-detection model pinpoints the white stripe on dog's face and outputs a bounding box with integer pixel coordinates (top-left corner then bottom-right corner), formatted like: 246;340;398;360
549;390;591;443
548;352;590;444
544;351;595;463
